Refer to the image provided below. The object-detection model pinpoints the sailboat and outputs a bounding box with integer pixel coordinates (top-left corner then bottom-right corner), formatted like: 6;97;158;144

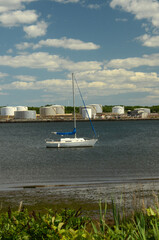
45;73;98;148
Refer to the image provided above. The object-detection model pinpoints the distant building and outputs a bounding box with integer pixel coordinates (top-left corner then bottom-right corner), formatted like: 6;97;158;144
112;106;124;114
128;109;149;118
134;108;150;114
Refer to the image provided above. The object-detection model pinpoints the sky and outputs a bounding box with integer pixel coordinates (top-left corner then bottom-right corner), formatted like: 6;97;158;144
0;0;159;107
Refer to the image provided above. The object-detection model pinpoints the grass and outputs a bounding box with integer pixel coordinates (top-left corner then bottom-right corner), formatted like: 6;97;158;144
1;198;159;239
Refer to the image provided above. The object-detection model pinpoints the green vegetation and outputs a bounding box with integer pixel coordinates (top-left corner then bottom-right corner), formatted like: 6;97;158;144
1;201;159;239
28;107;40;114
65;106;79;114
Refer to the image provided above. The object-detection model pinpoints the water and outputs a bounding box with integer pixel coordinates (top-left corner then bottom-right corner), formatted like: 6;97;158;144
0;120;159;191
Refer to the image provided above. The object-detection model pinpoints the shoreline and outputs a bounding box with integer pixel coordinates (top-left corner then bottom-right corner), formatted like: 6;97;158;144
1;180;159;217
0;117;159;123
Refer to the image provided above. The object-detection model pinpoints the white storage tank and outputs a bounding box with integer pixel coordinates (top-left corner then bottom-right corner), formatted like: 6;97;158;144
82;108;92;119
53;105;65;114
86;105;97;115
40;106;56;117
16;106;28;111
88;104;103;113
1;106;16;116
112;106;124;114
14;110;36;119
135;108;150;114
79;105;97;115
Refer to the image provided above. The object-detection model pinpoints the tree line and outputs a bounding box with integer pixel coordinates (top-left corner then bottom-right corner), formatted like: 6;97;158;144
2;105;159;114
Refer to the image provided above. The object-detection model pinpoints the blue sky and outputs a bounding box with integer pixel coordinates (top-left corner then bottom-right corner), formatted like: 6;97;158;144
0;0;159;107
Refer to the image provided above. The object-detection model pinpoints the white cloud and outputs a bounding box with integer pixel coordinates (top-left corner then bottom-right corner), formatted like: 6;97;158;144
0;52;102;72
106;53;159;69
1;68;158;101
110;0;159;49
16;42;34;50
110;0;159;27
7;48;13;54
10;81;34;90
136;34;159;47
0;72;8;78
16;38;100;50
0;0;37;13
51;0;79;3
23;21;48;38
0;10;38;27
14;75;37;82
87;4;101;9
1;68;159;106
34;37;100;50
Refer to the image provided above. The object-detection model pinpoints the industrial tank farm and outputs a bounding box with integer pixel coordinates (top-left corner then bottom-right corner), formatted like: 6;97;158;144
112;106;125;114
1;107;17;116
88;104;103;113
16;106;28;111
1;106;36;120
0;103;154;122
53;105;65;114
14;110;36;120
82;108;92;119
40;105;65;117
40;106;56;117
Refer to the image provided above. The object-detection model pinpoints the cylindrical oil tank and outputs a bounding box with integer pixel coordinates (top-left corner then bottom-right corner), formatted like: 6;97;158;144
16;106;28;111
112;106;124;114
40;106;56;116
14;110;36;119
79;106;96;115
88;104;102;113
1;106;16;116
82;108;92;119
86;105;97;115
135;108;150;114
53;105;65;114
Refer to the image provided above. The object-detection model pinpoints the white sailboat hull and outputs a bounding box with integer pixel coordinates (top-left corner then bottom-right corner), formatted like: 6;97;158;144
46;138;97;148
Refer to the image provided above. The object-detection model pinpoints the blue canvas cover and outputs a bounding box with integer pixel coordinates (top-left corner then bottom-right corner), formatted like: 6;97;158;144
54;128;76;136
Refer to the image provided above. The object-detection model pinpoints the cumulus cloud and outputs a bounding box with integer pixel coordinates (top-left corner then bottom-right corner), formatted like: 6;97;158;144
0;72;8;78
23;21;48;38
16;38;100;50
0;1;45;37
0;52;102;72
2;69;159;103
0;0;37;13
110;0;159;27
51;0;79;3
136;34;159;47
16;42;34;50
34;38;100;50
0;51;159;103
14;75;37;82
110;0;159;49
87;4;101;9
0;10;38;27
106;53;159;69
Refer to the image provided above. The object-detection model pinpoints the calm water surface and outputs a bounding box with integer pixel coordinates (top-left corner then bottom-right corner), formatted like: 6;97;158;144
0;120;159;190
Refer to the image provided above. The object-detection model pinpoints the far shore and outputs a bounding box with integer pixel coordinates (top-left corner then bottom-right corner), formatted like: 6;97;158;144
0;115;159;123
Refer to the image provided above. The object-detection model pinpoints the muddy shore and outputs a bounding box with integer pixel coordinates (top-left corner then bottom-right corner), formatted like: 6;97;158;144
1;180;159;219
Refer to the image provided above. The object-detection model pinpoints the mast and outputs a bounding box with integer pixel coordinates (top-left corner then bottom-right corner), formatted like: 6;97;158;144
72;73;76;138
